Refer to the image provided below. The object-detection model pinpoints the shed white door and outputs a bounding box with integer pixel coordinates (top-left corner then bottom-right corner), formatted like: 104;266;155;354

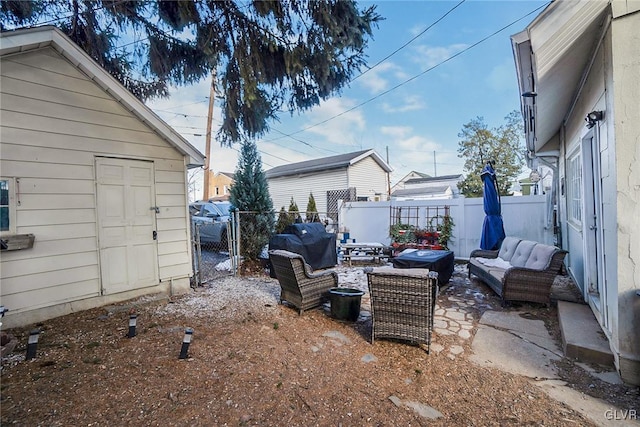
96;158;158;295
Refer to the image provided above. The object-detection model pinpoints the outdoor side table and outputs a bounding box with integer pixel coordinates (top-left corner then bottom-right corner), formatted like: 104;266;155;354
391;249;454;286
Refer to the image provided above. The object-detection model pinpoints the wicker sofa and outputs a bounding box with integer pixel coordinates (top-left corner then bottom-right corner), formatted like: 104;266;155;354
468;237;567;305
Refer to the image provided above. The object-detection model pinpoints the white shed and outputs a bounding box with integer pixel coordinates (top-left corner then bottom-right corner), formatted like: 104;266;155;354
266;149;392;218
0;27;205;328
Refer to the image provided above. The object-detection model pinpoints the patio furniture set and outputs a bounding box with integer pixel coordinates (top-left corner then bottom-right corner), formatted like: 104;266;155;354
268;250;439;352
268;235;567;352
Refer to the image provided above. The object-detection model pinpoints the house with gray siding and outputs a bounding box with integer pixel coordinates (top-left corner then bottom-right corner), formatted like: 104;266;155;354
0;27;205;328
266;149;392;218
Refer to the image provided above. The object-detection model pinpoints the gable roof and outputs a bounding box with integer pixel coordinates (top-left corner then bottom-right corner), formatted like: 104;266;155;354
404;174;463;185
391;185;450;198
265;149;392;179
0;26;205;167
216;171;235;179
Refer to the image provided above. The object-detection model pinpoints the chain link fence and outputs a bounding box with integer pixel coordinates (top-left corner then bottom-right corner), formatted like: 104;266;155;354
191;210;339;286
190;220;234;287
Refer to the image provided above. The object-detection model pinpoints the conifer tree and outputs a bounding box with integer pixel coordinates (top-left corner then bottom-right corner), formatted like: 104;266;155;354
287;198;301;224
1;1;381;145
305;192;320;223
229;140;274;260
275;206;293;234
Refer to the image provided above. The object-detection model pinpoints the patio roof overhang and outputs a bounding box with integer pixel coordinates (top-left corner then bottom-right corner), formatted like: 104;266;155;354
511;1;609;166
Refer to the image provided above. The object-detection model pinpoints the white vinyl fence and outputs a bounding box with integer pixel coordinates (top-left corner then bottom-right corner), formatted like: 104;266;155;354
338;195;553;259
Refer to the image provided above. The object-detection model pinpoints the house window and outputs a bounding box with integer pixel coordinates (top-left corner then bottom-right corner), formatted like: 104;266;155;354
215;186;219;195
567;151;582;225
223;185;228;194
1;178;15;234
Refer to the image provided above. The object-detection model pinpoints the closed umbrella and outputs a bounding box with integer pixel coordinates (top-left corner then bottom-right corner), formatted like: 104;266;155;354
480;162;505;250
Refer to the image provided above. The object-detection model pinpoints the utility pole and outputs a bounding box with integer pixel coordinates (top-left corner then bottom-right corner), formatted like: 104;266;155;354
433;150;437;177
202;72;215;201
386;146;391;198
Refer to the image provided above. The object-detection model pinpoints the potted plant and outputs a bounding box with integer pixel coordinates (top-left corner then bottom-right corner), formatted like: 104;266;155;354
437;215;455;250
389;223;416;245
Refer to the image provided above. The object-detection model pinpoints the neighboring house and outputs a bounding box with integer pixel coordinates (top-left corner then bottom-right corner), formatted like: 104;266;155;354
512;0;639;385
390;170;431;194
266;149;392;217
207;171;234;201
0;27;205;328
391;174;463;200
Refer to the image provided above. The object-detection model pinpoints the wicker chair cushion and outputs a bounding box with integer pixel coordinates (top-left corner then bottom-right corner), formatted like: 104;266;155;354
269;249;302;259
366;267;434;279
525;244;557;270
497;237;521;262
509;240;537;267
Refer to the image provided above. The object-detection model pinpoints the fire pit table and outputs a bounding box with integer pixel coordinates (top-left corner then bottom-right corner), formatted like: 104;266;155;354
391;249;454;286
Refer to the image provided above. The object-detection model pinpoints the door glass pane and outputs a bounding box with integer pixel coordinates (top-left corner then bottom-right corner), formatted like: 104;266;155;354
567;153;582;225
0;180;9;231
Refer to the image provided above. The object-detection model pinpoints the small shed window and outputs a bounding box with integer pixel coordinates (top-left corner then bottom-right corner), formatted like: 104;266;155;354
1;178;15;234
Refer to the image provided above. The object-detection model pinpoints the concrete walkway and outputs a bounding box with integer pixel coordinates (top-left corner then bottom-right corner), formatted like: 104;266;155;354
431;265;637;426
337;263;638;425
468;309;638;426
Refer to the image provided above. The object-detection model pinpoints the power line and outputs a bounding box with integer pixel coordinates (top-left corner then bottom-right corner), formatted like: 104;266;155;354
263;3;549;143
352;0;466;82
152;107;338;157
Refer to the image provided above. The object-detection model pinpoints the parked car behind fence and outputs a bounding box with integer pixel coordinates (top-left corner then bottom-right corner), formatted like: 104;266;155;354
189;201;232;249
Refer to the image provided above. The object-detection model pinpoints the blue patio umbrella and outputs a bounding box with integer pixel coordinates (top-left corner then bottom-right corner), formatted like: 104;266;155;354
480;162;506;250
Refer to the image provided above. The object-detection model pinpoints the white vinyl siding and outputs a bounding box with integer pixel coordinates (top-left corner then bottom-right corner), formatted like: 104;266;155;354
0;47;191;315
347;156;388;200
269;168;348;215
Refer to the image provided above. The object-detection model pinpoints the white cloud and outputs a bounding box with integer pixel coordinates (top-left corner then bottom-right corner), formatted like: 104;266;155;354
303;97;366;146
378;126;464;183
381;95;426;113
413;43;469;69
356;62;404;94
380;126;412;138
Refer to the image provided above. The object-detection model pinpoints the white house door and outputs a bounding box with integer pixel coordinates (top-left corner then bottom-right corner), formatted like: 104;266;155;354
96;158;159;295
581;130;608;329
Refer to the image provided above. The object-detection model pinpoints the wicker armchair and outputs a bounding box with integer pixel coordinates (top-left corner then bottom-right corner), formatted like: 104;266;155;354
268;250;338;314
365;267;439;352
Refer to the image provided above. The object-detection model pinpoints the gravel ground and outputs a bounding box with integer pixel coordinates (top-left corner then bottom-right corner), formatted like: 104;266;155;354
1;262;638;426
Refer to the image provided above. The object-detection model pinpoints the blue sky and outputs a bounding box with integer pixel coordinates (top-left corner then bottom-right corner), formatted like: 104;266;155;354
147;0;548;188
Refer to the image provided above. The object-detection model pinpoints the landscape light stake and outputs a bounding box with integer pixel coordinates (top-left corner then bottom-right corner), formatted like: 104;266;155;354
25;329;40;360
128;314;137;338
179;328;193;359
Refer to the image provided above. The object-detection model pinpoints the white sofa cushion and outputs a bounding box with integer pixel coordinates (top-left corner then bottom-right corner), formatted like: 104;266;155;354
497;237;521;262
475;257;512;270
509;240;537;267
525;244;556;270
